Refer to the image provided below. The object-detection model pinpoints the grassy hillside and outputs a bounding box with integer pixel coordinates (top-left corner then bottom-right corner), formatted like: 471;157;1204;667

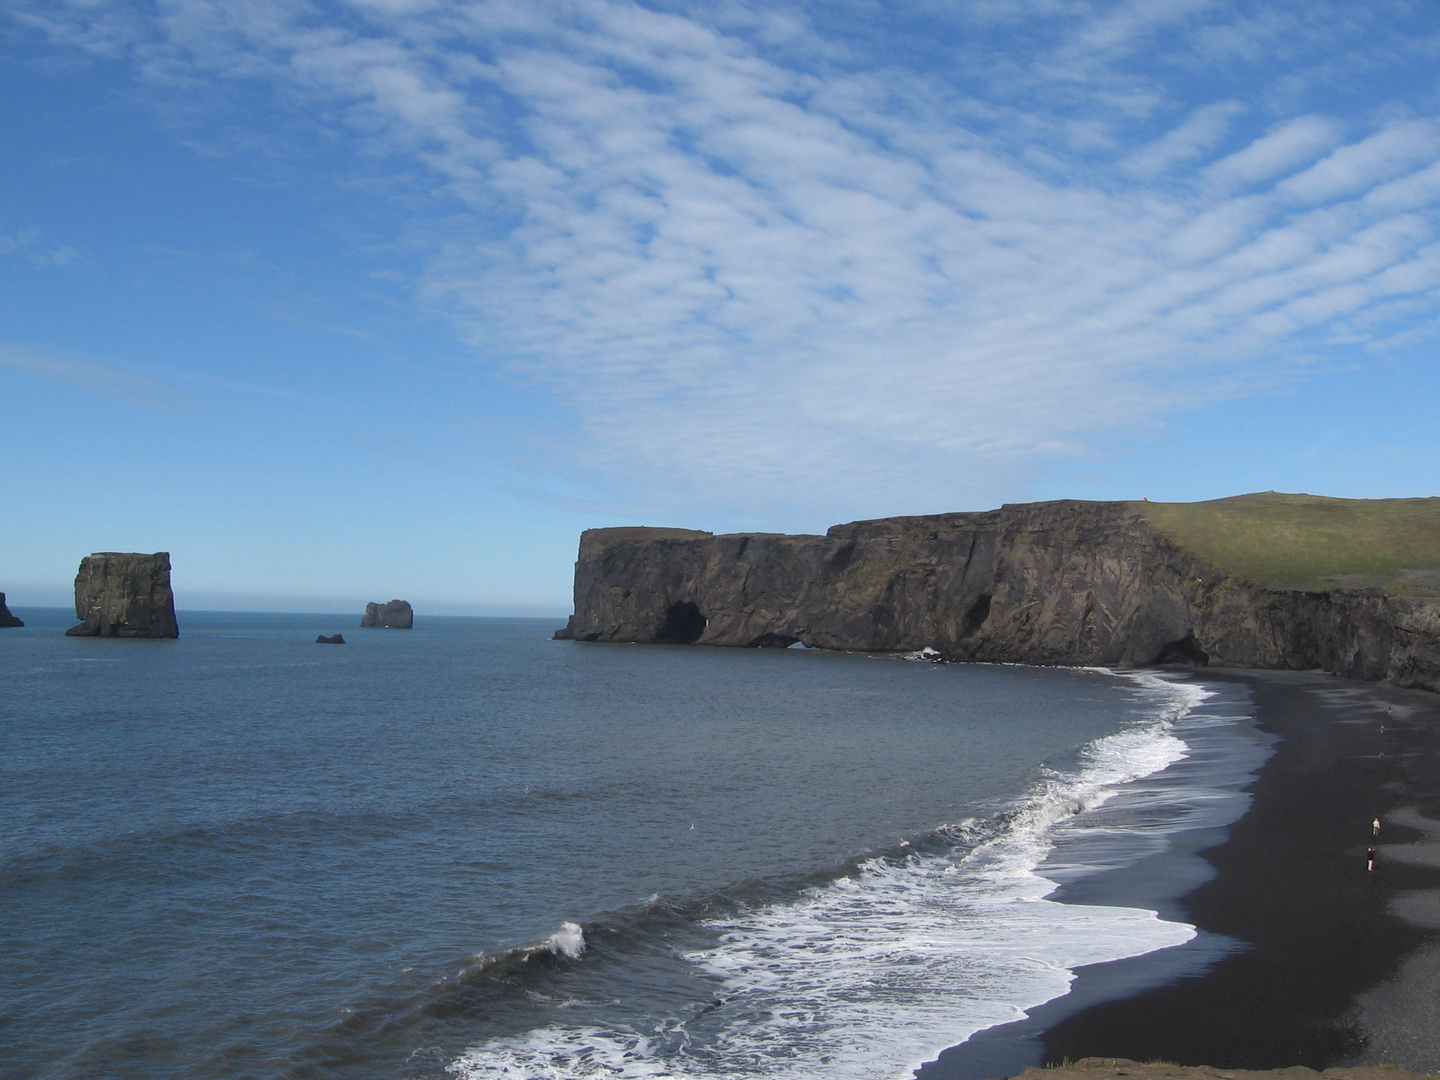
1132;492;1440;595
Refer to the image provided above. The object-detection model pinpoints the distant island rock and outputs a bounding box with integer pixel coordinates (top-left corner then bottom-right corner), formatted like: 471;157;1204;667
556;494;1440;693
316;633;346;644
361;600;413;629
65;552;179;638
0;592;23;627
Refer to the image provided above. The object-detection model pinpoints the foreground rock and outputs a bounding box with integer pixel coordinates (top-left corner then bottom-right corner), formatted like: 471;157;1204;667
556;500;1440;692
316;633;346;644
0;592;22;627
1018;1059;1434;1080
361;600;413;629
65;552;179;638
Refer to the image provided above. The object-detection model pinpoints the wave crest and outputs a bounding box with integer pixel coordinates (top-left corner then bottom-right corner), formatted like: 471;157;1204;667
449;677;1218;1080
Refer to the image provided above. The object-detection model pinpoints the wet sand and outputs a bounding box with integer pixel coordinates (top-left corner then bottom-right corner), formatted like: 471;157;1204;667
1012;1058;1438;1080
929;669;1440;1078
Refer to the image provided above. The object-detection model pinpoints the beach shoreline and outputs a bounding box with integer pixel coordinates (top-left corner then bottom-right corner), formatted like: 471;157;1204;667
929;668;1440;1079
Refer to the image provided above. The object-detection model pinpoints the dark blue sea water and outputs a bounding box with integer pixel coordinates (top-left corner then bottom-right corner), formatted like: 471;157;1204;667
0;610;1268;1080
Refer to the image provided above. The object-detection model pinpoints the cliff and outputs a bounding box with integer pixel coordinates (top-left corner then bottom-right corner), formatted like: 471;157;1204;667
65;552;179;638
361;600;413;629
0;592;22;627
556;497;1440;692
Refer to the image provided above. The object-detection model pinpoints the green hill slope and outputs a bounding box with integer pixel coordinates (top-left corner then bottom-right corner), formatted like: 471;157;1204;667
1132;492;1440;595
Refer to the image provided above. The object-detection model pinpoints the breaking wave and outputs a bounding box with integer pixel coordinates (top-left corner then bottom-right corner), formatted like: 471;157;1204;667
448;676;1215;1080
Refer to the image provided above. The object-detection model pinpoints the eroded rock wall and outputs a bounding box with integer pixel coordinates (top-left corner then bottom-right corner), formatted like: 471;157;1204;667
556;501;1440;692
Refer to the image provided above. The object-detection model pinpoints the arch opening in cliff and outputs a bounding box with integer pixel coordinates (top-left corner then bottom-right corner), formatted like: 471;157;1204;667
747;632;800;648
654;601;707;644
1154;632;1210;666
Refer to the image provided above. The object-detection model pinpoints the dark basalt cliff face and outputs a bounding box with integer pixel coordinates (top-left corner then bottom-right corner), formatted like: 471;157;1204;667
361;600;413;629
0;592;23;628
66;552;179;638
556;501;1440;692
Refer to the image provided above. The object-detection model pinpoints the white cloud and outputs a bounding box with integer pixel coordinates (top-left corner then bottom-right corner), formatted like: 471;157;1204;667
1121;100;1244;179
0;227;40;253
1201;115;1342;193
9;0;1440;520
1276;122;1440;206
0;226;81;267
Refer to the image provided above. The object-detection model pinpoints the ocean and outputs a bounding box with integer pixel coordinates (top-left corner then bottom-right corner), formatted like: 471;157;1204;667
0;610;1271;1080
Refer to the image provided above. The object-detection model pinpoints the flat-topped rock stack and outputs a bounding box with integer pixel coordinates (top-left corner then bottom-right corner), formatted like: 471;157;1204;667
66;552;179;638
361;599;413;629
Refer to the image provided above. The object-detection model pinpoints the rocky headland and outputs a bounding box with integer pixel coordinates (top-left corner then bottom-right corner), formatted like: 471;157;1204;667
361;600;413;629
0;592;23;627
556;494;1440;693
65;552;179;638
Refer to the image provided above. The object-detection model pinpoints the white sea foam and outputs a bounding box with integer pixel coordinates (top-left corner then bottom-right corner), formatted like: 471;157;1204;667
450;676;1215;1080
545;922;586;960
898;647;944;662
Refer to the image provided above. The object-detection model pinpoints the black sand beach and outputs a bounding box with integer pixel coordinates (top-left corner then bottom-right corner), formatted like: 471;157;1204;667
929;669;1440;1079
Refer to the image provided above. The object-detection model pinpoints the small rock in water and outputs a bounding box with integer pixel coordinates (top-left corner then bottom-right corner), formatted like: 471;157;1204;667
316;633;346;644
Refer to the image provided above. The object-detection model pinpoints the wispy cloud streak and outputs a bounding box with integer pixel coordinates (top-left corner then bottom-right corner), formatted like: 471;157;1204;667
0;344;195;411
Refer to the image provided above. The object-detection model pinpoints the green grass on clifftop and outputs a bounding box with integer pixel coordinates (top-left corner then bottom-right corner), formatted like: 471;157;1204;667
1132;492;1440;595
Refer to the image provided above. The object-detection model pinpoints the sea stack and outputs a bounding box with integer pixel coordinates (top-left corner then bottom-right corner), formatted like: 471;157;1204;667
0;592;23;627
65;552;179;638
361;599;413;629
316;633;346;644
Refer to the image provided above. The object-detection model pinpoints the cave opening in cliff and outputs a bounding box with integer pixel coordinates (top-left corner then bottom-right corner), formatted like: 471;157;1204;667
960;593;992;638
654;601;707;644
748;632;800;648
1155;633;1210;666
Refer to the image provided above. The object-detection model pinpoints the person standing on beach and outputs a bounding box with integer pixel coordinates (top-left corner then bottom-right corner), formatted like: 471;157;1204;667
1368;847;1378;872
1373;817;1382;837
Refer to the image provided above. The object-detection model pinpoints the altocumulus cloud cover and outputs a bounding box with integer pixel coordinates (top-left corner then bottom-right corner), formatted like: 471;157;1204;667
9;0;1440;522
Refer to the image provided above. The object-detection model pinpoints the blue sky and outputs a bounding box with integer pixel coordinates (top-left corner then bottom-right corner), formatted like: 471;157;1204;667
3;0;1440;614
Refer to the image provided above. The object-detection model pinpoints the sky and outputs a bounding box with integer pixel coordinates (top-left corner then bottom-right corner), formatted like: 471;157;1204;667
3;0;1440;615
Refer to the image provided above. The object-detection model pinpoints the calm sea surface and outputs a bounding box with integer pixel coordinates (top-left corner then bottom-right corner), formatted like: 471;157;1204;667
0;610;1268;1080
